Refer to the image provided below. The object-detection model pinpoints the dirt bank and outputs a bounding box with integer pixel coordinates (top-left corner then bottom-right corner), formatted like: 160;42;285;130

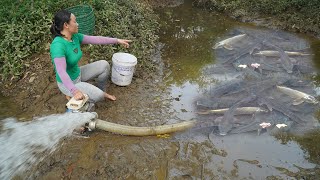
194;0;320;38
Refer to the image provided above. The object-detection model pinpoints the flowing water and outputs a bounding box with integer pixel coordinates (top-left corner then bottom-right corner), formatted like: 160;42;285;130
0;112;96;179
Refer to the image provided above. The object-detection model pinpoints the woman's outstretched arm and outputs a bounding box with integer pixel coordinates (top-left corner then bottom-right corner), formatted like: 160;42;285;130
82;35;131;48
82;35;118;44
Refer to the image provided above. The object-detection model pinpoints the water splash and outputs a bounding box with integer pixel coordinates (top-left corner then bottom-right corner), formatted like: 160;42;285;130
0;112;96;179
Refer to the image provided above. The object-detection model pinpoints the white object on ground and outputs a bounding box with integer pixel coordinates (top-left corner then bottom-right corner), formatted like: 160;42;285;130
251;63;260;68
259;122;271;128
276;124;288;128
66;94;89;110
238;64;247;68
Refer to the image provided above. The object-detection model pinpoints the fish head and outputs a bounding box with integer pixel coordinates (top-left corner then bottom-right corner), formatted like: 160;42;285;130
213;42;223;49
304;96;319;104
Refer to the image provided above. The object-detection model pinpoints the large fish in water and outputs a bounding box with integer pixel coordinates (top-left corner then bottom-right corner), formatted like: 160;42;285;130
208;79;243;97
258;97;306;124
218;95;257;136
221;39;264;64
198;107;268;115
276;85;318;105
263;42;293;73
213;34;246;50
254;50;313;57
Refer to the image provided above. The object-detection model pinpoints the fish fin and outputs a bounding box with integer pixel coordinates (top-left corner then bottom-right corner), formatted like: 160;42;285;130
213;43;221;49
292;99;304;105
224;44;233;50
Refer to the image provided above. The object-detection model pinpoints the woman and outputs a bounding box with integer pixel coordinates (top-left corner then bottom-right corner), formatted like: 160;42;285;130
50;9;131;102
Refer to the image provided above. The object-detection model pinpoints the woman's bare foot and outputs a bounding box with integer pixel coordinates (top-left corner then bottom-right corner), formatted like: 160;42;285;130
105;93;116;101
66;95;71;100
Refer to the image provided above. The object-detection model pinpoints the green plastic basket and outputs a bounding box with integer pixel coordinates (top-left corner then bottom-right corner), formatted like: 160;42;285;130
66;5;95;35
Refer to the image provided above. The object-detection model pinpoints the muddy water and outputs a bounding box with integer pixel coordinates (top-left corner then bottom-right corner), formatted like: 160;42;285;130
0;94;19;119
2;0;320;179
154;0;320;179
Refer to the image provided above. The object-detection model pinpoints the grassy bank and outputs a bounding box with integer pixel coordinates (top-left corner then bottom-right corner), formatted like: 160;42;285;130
195;0;320;36
0;0;158;79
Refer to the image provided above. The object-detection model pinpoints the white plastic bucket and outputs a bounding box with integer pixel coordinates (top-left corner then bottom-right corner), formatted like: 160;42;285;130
111;52;137;86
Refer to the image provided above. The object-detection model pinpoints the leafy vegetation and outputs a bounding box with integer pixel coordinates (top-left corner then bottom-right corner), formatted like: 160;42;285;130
195;0;320;35
88;0;159;70
0;0;158;79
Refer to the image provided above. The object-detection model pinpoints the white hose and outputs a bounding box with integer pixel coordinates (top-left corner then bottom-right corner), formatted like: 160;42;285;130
89;119;196;136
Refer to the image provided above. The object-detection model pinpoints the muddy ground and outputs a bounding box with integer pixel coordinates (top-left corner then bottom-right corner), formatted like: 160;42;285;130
3;50;228;180
0;52;161;122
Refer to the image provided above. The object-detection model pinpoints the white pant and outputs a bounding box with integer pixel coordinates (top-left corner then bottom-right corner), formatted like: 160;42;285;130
57;60;110;102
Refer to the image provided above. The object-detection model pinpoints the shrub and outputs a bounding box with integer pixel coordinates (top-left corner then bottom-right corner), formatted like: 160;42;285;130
0;0;158;79
195;0;320;35
88;0;159;70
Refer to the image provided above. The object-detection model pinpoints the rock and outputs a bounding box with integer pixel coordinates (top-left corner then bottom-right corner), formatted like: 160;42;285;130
29;76;35;83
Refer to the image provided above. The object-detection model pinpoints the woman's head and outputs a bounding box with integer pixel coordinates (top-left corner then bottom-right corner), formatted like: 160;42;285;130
50;10;79;37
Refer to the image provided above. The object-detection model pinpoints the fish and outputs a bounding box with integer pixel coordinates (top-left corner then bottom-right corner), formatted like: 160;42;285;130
254;50;313;57
197;93;249;109
281;77;312;87
276;85;318;105
263;42;294;73
218;95;257;136
221;39;263;64
242;66;263;79
208;79;243;97
229;117;262;135
242;76;287;95
257;61;283;73
198;107;268;115
292;64;316;74
257;97;306;124
213;34;246;50
276;50;293;74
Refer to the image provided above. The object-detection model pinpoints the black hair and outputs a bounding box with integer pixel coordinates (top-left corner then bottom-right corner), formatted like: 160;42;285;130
50;10;71;38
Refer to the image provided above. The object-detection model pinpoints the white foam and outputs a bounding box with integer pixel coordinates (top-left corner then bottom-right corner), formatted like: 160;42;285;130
0;112;96;179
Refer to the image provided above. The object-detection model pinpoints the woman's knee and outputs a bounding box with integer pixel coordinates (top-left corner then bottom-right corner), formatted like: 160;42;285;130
97;60;110;73
75;82;105;102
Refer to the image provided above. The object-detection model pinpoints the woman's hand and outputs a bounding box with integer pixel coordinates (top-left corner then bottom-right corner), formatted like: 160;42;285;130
117;39;132;48
73;90;85;100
